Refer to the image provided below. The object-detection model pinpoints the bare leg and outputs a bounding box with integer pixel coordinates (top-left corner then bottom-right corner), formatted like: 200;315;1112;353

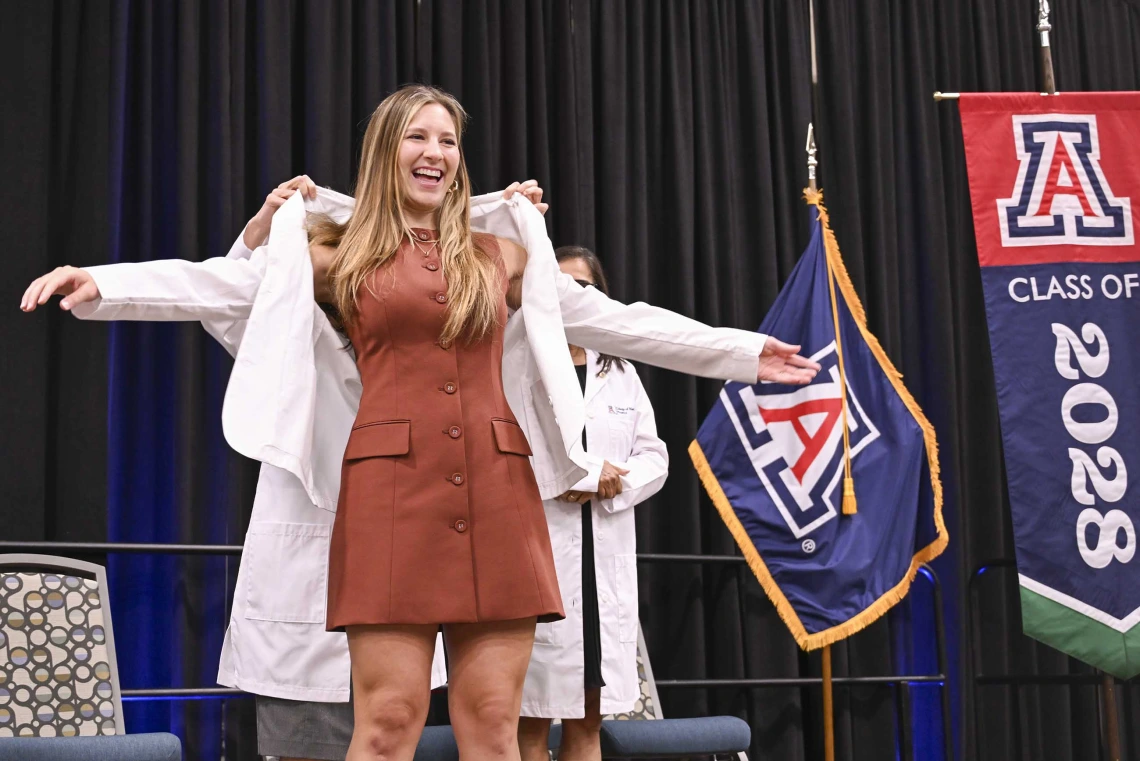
345;623;438;761
557;687;603;761
445;617;537;761
517;716;553;761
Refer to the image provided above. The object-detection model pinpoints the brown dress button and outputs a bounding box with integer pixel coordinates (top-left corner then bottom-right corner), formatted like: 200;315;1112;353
438;339;452;350
454;519;468;533
450;473;464;485
435;293;447;304
419;231;429;240
426;261;439;271
444;382;457;394
449;426;462;439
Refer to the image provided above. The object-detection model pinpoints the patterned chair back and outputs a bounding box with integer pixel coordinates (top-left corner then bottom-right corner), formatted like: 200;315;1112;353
0;555;123;738
604;623;662;721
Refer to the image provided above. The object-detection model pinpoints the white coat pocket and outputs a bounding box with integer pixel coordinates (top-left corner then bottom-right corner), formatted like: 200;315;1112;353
615;553;639;643
533;619;565;646
607;413;636;454
244;521;331;624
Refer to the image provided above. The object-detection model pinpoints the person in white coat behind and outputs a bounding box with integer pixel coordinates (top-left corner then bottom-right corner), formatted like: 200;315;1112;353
518;247;668;761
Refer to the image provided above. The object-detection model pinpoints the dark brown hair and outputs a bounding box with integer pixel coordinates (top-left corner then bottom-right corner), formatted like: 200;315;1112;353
555;245;626;376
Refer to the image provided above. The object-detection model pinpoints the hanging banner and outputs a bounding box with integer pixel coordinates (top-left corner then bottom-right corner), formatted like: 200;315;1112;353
960;92;1140;677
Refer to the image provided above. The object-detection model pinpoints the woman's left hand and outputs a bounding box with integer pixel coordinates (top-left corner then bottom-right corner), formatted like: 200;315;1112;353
503;179;548;215
245;175;318;249
559;461;629;503
559;489;595;504
758;337;822;385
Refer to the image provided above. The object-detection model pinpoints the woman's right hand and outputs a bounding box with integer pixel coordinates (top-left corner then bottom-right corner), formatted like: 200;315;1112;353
243;175;318;250
596;460;629;500
21;266;100;312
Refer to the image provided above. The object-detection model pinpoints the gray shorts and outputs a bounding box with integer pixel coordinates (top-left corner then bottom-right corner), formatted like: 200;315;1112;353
256;695;354;760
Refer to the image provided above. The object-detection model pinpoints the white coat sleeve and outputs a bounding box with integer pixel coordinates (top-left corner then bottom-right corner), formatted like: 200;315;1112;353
200;232;261;357
69;245;267;323
555;271;767;384
591;369;669;514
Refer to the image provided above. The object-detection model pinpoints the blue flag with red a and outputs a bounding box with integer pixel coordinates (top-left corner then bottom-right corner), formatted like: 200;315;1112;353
690;194;947;648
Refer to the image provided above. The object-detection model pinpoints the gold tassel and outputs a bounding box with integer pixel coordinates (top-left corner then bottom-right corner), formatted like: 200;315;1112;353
842;476;857;515
820;194;857;516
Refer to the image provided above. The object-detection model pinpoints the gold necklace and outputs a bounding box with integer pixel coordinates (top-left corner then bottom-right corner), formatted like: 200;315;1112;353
412;237;440;257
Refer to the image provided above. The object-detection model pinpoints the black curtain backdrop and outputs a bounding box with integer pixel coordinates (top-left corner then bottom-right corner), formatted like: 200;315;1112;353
6;1;1140;759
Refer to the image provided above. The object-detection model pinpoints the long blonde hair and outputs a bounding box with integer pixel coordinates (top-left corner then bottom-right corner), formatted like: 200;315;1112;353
312;85;501;343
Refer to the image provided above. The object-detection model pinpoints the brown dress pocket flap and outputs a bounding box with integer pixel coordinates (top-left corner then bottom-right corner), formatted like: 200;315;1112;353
344;420;411;460
491;418;533;456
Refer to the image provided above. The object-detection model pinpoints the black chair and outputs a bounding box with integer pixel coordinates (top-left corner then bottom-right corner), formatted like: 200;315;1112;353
413;624;750;760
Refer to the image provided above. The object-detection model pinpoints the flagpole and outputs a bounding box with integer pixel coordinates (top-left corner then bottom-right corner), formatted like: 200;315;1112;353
1037;0;1056;95
822;644;835;760
806;118;834;761
807;0;820;196
1039;3;1116;757
934;0;1059;100
1101;673;1121;761
806;1;836;757
806;125;818;194
1036;4;1116;757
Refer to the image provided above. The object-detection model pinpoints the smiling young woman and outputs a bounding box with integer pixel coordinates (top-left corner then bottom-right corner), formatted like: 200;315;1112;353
302;86;565;761
300;82;816;761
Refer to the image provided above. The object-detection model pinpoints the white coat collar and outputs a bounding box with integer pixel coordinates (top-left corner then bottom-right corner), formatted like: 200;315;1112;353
289;185;589;499
582;348;611;405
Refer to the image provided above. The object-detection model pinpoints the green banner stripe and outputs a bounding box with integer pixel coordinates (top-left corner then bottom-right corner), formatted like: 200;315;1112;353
1020;585;1140;679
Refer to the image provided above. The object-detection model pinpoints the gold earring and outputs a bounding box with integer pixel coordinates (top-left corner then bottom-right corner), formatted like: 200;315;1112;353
449;179;459;193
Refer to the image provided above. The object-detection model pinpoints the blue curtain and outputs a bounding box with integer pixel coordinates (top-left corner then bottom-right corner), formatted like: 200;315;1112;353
72;1;1140;759
105;1;257;754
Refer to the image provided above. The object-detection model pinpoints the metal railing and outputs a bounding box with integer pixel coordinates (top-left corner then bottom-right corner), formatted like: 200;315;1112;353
968;559;1133;761
0;541;953;760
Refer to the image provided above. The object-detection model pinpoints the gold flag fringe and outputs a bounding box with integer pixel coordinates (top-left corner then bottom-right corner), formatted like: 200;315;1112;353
688;188;948;651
